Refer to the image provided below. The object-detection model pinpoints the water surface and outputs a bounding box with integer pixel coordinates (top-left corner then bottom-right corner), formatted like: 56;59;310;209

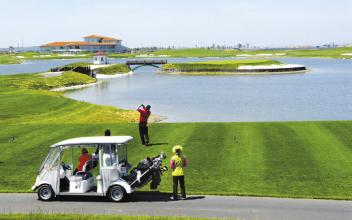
64;58;352;122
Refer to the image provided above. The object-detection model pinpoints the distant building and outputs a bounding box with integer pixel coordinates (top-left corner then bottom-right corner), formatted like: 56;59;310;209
93;52;108;64
41;35;127;53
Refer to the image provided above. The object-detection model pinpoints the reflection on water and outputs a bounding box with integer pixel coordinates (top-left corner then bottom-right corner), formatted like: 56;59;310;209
63;58;352;122
0;59;90;75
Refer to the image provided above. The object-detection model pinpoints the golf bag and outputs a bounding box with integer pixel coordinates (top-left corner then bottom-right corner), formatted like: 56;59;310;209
128;152;167;189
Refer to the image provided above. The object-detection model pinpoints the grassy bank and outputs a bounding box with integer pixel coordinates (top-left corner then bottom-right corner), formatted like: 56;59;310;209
0;71;96;90
55;62;130;75
60;62;91;69
162;60;282;74
0;73;138;125
0;55;21;64
94;64;131;75
153;47;352;59
0;52;134;65
15;52;93;60
0;214;225;220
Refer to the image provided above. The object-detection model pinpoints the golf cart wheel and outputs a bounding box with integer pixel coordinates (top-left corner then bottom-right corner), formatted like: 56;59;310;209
37;185;54;201
108;185;126;202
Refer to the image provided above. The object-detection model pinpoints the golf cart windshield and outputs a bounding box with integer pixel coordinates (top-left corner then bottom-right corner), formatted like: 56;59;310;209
39;147;61;173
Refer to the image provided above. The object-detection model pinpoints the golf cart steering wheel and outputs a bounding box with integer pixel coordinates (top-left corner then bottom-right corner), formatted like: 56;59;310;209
61;162;71;171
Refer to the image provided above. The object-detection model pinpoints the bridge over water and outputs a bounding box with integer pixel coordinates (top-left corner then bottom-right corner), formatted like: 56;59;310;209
126;59;168;71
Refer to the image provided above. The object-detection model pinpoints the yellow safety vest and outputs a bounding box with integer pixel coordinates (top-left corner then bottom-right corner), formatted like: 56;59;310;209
171;154;186;176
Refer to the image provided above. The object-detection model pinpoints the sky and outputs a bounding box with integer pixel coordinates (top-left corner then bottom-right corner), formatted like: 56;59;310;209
0;0;351;48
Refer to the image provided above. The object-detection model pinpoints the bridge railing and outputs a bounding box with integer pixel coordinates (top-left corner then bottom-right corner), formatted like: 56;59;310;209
126;60;168;65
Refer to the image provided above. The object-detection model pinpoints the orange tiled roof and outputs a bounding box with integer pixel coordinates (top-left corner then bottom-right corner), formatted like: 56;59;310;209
83;34;119;41
41;41;117;47
41;42;88;47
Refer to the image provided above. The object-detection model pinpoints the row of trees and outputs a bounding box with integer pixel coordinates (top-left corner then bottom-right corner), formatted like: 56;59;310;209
131;43;252;52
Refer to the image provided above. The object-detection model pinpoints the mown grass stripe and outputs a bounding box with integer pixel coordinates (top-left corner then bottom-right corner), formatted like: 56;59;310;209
261;123;322;197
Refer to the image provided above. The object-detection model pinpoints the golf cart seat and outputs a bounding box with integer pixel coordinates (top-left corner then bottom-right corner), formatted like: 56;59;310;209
69;159;96;193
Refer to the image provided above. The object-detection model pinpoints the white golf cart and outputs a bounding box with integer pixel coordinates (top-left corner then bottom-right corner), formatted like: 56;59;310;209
32;136;167;202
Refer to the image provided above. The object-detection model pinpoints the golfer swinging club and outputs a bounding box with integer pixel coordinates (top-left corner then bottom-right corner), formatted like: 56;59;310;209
137;104;151;145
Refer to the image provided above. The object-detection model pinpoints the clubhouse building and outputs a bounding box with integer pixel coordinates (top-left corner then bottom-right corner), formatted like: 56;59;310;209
41;35;127;53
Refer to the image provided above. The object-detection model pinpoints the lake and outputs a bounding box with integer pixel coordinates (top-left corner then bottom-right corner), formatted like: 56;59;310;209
63;58;352;122
1;57;351;122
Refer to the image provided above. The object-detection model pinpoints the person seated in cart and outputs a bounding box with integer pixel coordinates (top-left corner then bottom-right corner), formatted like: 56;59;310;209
33;135;168;202
74;148;92;174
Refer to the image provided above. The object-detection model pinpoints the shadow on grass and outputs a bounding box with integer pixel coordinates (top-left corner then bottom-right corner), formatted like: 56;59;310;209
55;192;205;203
0;161;4;166
146;142;169;146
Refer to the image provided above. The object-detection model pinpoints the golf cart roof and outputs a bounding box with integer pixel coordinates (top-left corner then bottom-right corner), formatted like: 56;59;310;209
51;136;133;148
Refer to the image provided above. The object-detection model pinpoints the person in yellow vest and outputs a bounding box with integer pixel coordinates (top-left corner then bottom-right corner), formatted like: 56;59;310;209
170;145;188;200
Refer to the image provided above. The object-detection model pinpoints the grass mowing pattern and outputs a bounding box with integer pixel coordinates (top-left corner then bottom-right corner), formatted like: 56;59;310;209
94;64;130;75
162;60;281;72
0;214;226;220
0;73;352;199
1;116;352;198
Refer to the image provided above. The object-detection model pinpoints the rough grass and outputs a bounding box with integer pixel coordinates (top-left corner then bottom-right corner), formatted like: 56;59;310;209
162;60;281;72
61;62;91;69
0;214;225;220
94;64;130;75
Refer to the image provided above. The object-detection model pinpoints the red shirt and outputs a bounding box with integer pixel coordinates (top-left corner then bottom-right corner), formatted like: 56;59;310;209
138;107;151;123
77;153;92;171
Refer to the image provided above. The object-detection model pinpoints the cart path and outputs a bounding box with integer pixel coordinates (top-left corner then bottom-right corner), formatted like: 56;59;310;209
0;193;351;220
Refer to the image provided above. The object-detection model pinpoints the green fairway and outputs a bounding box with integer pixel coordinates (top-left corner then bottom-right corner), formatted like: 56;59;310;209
153;47;352;59
0;214;225;220
0;73;352;199
1;119;352;199
1;47;351;66
153;48;240;57
162;60;283;74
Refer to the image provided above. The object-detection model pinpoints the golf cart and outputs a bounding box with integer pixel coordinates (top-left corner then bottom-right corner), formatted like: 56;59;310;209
32;136;167;202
